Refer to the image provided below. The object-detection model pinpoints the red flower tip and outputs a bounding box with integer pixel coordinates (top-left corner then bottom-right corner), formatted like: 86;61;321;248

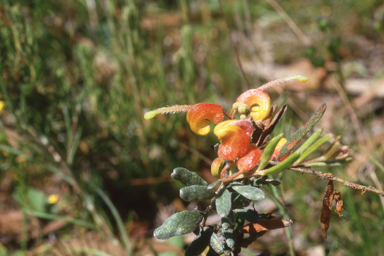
186;103;224;136
214;120;253;161
236;89;271;121
270;138;290;161
236;146;261;172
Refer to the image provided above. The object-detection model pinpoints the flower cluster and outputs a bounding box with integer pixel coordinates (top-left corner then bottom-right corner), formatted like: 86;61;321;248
144;76;308;182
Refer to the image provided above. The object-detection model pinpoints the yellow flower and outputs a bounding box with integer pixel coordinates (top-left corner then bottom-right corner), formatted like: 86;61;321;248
48;194;59;204
0;101;4;114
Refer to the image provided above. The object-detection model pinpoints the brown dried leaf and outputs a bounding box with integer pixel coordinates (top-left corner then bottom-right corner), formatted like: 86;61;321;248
262;104;278;128
321;181;334;239
255;105;288;146
333;192;344;217
242;219;293;233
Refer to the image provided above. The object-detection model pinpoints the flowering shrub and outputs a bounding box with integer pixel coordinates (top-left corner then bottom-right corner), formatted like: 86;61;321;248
145;76;353;255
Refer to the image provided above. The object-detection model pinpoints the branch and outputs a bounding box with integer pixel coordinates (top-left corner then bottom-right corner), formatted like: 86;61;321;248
290;167;384;197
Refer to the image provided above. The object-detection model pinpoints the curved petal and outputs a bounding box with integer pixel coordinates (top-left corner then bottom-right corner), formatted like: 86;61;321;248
214;120;253;161
236;146;261;172
236;89;271;121
270;138;290;161
186;103;224;136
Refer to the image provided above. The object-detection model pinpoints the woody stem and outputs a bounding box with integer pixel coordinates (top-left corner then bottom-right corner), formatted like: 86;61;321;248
289;167;384;197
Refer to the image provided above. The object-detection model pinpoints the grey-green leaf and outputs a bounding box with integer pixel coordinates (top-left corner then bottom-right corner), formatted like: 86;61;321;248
185;228;212;256
207;179;221;190
171;167;207;186
180;185;215;202
231;186;265;201
154;211;203;240
210;232;225;254
216;189;231;217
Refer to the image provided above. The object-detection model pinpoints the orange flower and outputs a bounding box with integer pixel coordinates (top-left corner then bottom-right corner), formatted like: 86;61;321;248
270;138;290;161
236;146;261;172
186;103;224;136
235;89;271;121
214;120;253;161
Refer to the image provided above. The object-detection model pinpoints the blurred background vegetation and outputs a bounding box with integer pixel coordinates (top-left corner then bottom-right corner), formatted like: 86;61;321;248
0;0;384;255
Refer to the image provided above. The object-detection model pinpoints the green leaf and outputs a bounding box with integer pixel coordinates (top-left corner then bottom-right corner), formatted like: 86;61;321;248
263;151;300;175
323;135;341;160
231;192;250;209
180;185;215;202
154;211;203;240
296;129;323;153
207;179;221;190
216;189;231;217
210;232;225;254
221;211;236;228
306;157;352;166
278;104;326;159
185;228;212;256
294;133;334;165
231;186;265;201
258;133;284;170
234;209;264;222
171;167;207;186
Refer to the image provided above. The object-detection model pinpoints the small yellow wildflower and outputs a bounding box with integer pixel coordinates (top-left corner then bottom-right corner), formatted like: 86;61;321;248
48;194;59;204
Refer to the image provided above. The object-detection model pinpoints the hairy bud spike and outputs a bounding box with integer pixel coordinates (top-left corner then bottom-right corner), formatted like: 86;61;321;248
144;105;192;119
258;75;308;91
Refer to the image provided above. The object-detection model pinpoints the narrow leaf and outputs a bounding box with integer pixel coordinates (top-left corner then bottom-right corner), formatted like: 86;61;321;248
231;186;265;201
154;211;203;240
257;133;284;170
296;129;323;153
294;133;334;165
262;151;300;175
306;158;352;166
216;189;231;217
180;185;215;202
279;104;327;159
171;167;207;186
323;135;341;160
